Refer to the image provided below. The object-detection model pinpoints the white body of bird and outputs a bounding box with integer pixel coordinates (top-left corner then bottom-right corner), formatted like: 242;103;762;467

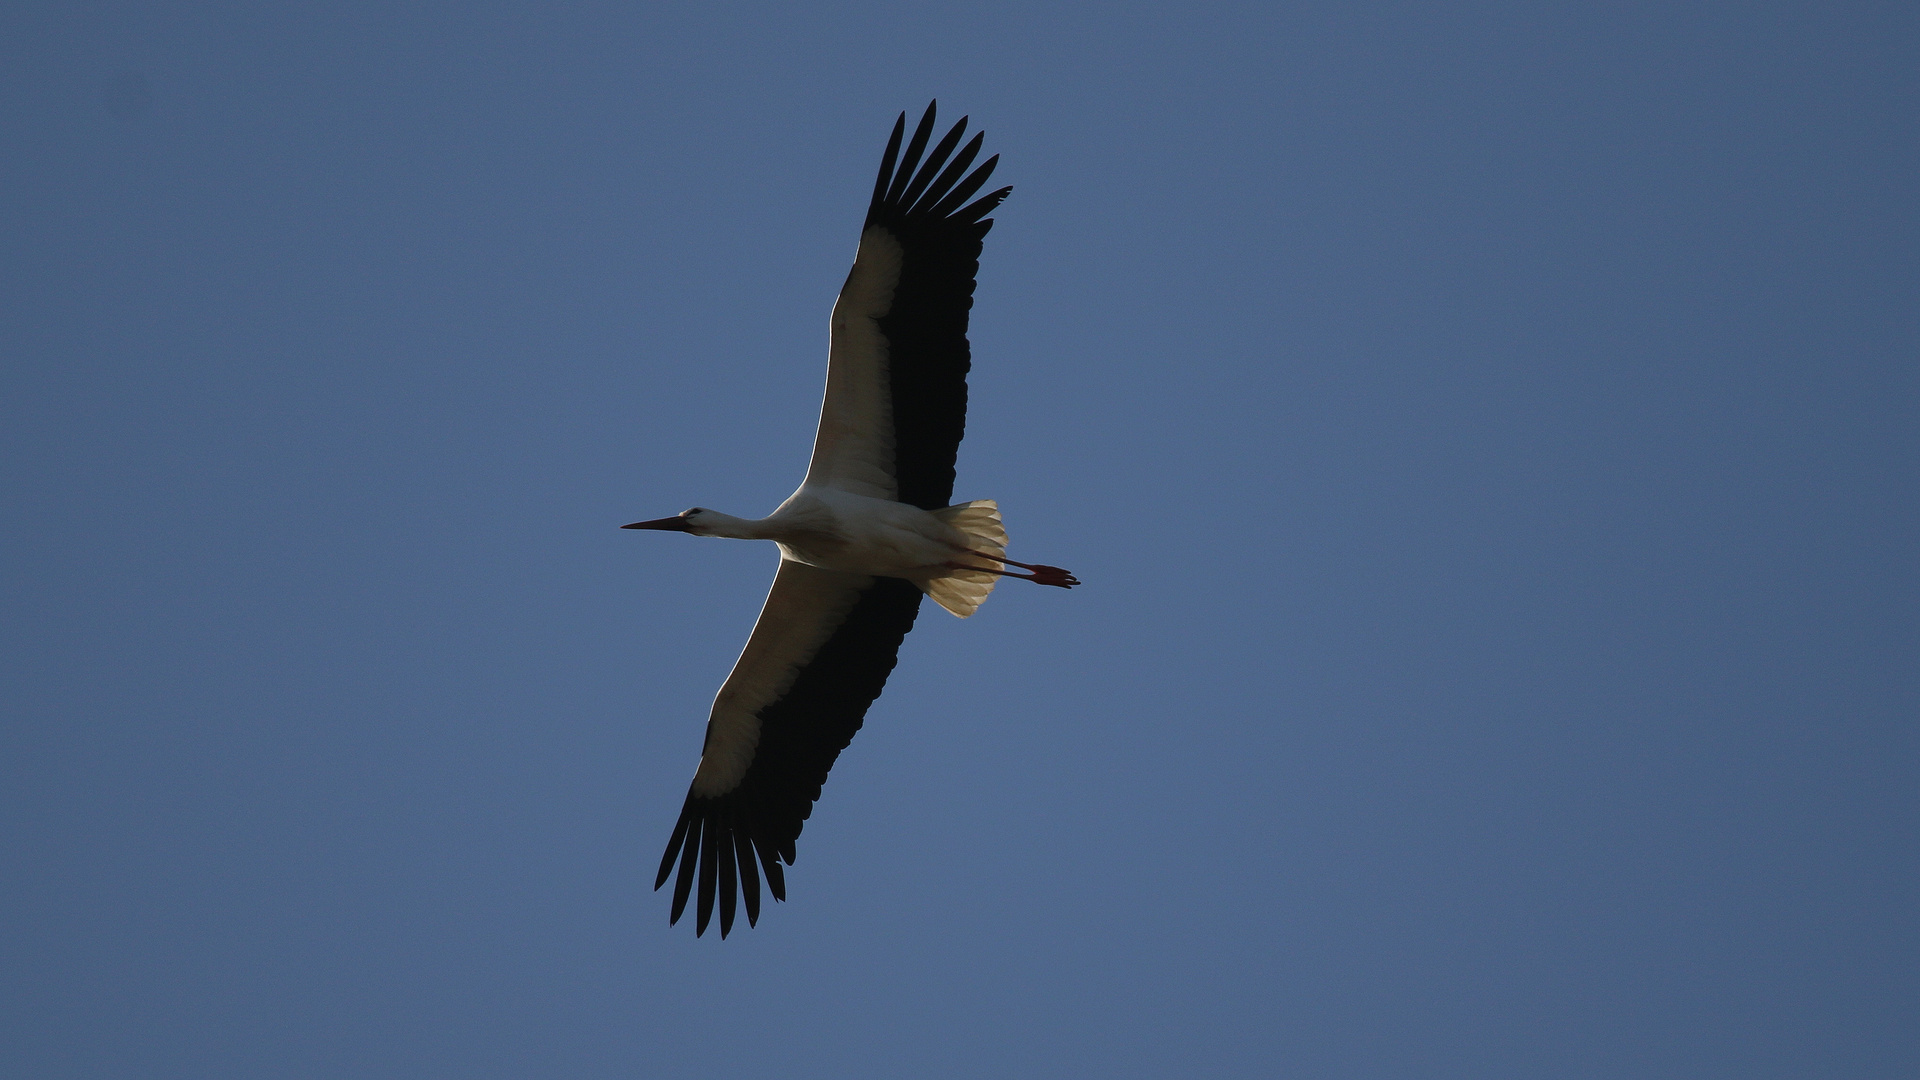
674;487;1008;616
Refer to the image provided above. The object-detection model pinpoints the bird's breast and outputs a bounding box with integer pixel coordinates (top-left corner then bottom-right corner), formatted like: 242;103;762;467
770;491;958;578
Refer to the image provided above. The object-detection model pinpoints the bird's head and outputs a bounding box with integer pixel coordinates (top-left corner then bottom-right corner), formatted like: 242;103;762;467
621;507;729;537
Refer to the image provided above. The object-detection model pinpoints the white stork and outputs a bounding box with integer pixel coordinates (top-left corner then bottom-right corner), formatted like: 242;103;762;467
623;103;1077;937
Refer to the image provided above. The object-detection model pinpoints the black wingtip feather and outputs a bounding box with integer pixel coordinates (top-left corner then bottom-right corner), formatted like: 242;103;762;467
669;815;700;924
758;842;786;902
868;106;1011;236
870;112;905;214
718;829;738;938
695;815;719;936
897;117;968;210
735;831;761;927
954;185;1012;225
884;103;940;205
908;131;986;216
655;806;692;891
926;154;999;218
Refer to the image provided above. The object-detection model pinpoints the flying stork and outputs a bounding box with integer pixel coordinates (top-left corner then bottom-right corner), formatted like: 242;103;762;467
624;103;1077;937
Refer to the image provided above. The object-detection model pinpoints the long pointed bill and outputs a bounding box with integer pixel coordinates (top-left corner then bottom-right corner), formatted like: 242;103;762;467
622;516;693;531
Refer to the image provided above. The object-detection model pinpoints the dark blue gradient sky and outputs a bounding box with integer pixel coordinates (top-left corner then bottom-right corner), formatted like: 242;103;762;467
3;3;1915;1077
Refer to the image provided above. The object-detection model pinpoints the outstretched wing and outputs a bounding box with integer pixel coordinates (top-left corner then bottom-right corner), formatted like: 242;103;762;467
805;101;1012;510
655;561;924;937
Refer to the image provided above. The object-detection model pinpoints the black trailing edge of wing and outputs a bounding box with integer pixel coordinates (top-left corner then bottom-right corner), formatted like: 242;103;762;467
654;578;925;937
865;101;1011;511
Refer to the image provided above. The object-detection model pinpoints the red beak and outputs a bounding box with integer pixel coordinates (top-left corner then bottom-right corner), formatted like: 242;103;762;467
621;515;693;531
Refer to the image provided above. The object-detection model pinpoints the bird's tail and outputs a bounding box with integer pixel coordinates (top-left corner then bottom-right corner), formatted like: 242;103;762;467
918;499;1006;618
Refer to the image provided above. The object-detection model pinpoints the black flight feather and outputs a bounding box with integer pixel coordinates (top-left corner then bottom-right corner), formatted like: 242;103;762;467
695;813;719;937
870;113;905;213
897;117;969;210
909;132;985;216
655;808;691;890
718;826;738;937
884;103;941;205
758;839;786;902
669;813;700;924
927;156;1001;219
735;829;761;927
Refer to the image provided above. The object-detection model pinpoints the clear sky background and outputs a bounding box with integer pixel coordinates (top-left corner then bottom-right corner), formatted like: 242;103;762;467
3;3;1915;1077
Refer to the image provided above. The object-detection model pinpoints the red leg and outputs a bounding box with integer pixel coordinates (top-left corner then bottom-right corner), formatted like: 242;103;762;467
960;551;1079;588
944;560;1079;589
963;550;1045;572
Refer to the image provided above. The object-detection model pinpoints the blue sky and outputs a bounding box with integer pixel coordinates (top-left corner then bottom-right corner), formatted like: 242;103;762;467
2;3;1915;1077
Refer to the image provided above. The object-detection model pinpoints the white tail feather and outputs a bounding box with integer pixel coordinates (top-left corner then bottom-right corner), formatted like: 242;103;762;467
918;500;1007;618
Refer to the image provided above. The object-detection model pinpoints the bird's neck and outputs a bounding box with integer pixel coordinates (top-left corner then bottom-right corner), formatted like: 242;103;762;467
699;511;771;540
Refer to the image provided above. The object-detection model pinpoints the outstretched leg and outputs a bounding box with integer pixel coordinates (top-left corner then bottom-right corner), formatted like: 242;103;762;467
962;550;1080;588
945;560;1080;589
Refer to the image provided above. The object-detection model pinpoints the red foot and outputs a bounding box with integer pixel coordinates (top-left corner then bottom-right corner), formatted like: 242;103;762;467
1029;565;1079;589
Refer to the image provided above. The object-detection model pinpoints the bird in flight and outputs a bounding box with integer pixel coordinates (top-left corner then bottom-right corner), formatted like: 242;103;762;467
624;103;1077;937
